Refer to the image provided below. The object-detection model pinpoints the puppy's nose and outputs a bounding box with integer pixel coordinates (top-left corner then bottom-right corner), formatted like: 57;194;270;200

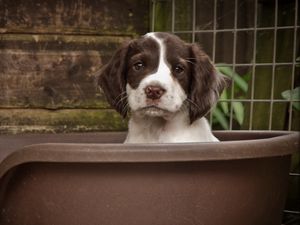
144;85;166;100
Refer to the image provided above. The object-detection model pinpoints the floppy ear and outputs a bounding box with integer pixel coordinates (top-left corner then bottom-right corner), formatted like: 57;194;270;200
188;44;231;124
97;42;130;118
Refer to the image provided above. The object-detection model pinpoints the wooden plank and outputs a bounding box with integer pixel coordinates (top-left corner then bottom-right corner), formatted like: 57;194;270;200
0;109;127;134
0;0;149;134
0;34;130;62
0;35;129;108
0;0;149;35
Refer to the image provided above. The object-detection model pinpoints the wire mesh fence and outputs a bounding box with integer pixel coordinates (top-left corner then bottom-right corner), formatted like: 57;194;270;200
150;0;299;224
151;0;299;131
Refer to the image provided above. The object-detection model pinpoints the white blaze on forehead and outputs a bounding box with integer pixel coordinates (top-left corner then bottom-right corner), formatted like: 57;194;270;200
143;33;172;87
145;33;165;65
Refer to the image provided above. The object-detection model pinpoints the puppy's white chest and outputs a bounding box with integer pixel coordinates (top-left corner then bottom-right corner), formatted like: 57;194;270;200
125;116;218;143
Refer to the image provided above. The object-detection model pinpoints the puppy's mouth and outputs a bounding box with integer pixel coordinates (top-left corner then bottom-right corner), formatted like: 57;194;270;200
137;105;172;117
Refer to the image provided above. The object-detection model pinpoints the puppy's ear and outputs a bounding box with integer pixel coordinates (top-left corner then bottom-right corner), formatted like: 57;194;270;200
188;44;231;124
97;42;130;118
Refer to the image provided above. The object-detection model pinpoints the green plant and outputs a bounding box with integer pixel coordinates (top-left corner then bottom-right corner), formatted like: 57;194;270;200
281;87;300;111
213;65;249;130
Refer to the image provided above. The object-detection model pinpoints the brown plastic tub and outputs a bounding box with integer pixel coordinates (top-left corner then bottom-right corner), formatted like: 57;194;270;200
0;131;298;225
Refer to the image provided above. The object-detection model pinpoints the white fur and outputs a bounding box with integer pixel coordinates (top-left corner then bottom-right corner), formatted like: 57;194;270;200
125;111;218;143
125;32;218;143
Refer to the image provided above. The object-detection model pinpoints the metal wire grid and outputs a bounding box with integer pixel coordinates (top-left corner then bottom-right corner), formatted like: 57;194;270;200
150;0;299;132
150;0;300;222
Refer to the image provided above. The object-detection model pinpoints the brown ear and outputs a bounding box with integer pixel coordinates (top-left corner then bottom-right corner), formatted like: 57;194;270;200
188;44;231;124
97;42;130;118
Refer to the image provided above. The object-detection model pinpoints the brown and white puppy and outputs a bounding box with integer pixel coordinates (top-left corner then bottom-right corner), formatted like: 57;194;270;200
98;32;229;143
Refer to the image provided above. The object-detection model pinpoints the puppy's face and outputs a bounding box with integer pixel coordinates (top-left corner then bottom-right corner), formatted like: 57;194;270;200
126;33;192;118
98;32;229;123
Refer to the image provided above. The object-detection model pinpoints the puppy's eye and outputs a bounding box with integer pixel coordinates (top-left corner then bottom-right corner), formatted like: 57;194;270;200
133;61;144;71
174;65;184;74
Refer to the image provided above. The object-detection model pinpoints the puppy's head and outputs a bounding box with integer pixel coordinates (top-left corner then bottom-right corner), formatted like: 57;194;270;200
98;32;230;123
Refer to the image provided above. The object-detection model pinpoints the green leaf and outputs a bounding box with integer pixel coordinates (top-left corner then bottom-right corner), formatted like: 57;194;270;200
281;87;300;111
219;91;229;114
216;66;248;93
212;107;229;130
232;102;244;125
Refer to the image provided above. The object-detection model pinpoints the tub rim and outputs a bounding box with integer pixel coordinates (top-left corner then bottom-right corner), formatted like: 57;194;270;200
0;131;298;179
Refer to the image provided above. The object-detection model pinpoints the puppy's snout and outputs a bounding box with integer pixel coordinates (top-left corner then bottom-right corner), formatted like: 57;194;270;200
144;85;166;100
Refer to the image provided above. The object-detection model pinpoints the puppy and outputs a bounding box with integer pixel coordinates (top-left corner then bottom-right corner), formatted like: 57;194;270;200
98;32;229;143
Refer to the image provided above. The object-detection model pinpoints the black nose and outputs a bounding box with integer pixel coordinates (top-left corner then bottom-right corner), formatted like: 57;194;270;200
144;85;166;100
